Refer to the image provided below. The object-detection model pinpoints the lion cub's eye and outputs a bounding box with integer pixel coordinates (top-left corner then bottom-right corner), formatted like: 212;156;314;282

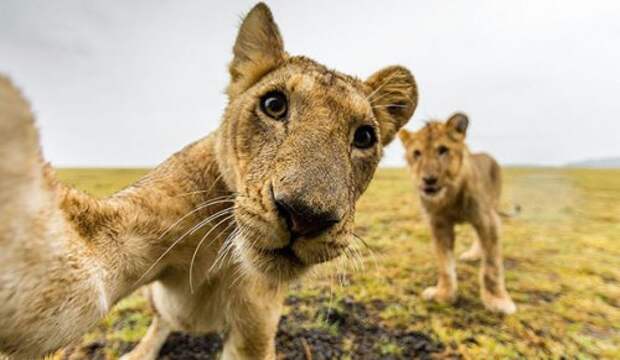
353;125;377;149
413;150;422;159
260;91;288;120
438;145;449;156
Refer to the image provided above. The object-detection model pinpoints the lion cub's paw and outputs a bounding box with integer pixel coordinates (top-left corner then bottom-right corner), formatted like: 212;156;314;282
422;286;457;304
459;249;482;262
481;293;517;314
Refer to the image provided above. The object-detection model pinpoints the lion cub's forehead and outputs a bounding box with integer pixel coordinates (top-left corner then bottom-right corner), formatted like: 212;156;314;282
414;122;452;147
288;73;367;110
284;60;370;117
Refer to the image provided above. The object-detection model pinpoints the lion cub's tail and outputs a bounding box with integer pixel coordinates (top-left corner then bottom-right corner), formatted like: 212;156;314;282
497;204;522;219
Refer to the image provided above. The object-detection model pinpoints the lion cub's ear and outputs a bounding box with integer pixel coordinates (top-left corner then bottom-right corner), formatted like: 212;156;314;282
398;129;413;145
227;3;286;98
446;112;469;140
365;66;418;146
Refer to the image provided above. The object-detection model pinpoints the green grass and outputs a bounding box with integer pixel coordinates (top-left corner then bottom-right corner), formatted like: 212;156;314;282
55;167;620;359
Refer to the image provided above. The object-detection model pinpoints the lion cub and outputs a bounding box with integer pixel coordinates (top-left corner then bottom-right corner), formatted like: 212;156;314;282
399;113;516;314
0;3;418;359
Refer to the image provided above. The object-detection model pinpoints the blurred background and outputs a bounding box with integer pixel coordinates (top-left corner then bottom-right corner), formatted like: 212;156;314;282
1;0;619;168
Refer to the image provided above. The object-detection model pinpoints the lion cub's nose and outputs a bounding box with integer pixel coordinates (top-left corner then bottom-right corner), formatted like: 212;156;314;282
274;196;340;238
423;176;438;186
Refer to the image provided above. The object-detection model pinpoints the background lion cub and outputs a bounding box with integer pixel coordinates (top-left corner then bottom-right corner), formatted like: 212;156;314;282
399;113;516;314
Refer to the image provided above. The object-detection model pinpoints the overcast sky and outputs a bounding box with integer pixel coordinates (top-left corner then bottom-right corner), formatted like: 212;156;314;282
1;0;619;167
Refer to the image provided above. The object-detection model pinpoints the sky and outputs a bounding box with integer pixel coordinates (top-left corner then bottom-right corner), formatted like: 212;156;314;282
1;0;619;167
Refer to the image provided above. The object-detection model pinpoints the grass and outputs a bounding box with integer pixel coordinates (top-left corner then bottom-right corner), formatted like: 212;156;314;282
54;167;620;359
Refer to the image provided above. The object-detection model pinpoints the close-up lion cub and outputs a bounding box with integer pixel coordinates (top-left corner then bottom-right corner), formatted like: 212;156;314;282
399;113;516;315
0;3;417;359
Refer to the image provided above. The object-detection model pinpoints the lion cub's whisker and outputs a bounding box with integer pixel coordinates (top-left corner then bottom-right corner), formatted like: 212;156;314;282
352;232;370;249
134;206;234;286
209;228;239;275
342;246;361;273
228;230;255;290
176;174;229;198
156;198;235;244
211;225;246;276
224;233;247;289
189;217;236;293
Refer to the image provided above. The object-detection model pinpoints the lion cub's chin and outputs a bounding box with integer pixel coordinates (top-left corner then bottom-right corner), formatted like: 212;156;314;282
238;233;347;283
419;186;448;204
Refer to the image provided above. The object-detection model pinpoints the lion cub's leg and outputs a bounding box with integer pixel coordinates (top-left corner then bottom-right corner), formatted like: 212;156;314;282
119;288;171;360
473;213;516;314
221;286;283;360
422;218;458;304
222;323;277;360
119;314;171;360
459;238;483;262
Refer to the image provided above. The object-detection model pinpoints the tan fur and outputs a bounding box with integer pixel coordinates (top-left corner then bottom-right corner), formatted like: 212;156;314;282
0;3;417;359
399;113;516;314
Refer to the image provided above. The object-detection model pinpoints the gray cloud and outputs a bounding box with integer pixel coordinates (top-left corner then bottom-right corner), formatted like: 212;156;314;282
1;0;618;167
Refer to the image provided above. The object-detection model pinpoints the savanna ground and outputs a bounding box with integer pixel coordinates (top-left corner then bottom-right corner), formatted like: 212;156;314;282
55;167;619;359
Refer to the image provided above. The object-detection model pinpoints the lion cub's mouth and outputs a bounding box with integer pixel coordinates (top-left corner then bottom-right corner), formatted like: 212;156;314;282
256;245;304;266
421;186;444;197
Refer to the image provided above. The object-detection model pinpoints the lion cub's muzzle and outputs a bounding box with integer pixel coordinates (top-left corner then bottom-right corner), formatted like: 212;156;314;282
273;193;341;240
421;175;443;196
236;153;352;279
267;183;346;261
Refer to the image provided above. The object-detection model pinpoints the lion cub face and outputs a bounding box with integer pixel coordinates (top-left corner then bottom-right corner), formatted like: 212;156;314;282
215;3;417;281
399;113;469;207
